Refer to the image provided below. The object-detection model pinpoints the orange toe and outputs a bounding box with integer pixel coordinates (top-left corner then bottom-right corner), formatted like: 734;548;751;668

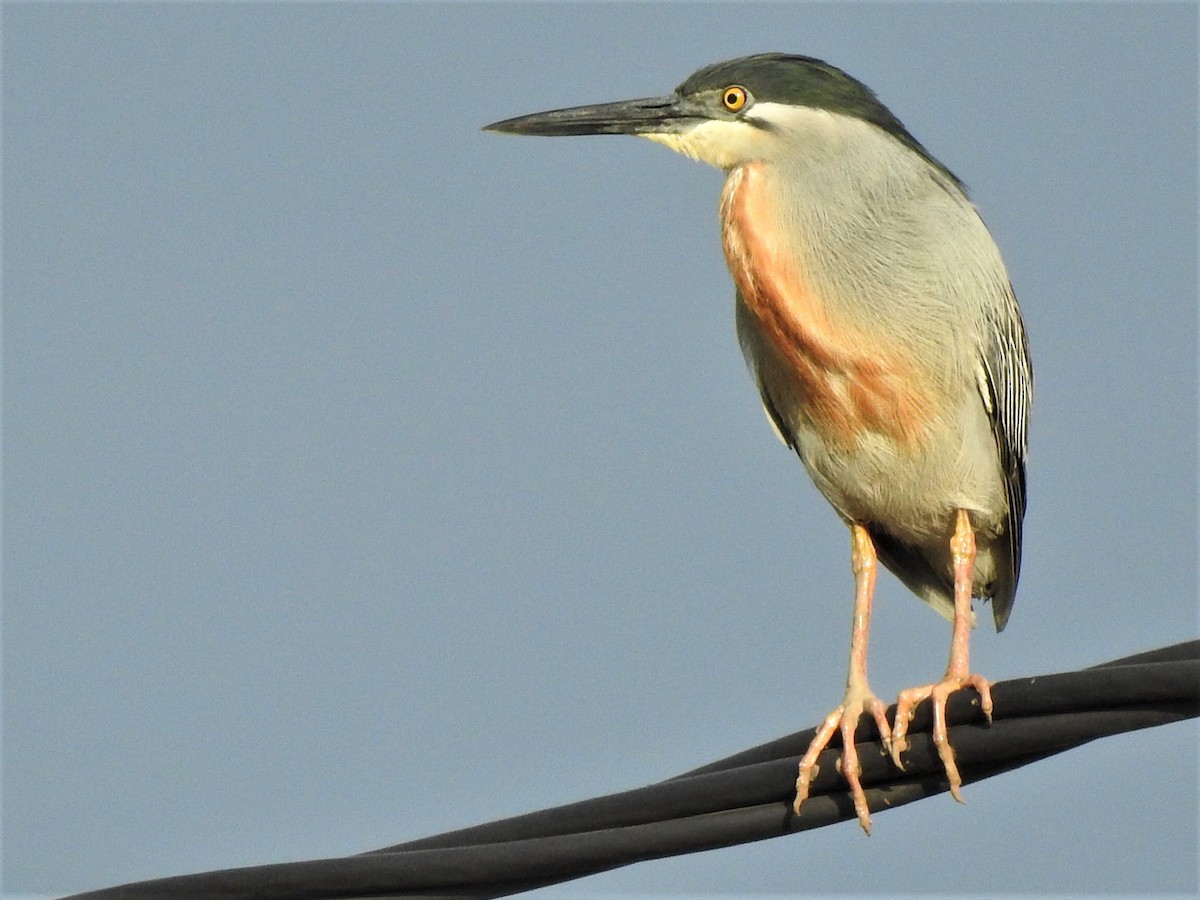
890;673;993;801
794;688;892;834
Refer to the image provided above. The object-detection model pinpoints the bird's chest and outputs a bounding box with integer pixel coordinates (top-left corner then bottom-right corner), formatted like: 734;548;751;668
720;163;935;453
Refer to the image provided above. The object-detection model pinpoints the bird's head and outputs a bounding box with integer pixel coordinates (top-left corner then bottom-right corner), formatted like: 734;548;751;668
485;53;952;180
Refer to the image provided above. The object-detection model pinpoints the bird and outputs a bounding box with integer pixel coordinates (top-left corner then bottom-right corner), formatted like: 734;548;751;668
484;53;1031;834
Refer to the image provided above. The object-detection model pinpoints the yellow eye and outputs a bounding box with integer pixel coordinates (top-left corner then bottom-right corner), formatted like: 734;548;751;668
722;85;748;112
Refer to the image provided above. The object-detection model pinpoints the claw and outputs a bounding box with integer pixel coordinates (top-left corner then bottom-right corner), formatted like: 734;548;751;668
794;689;892;834
890;674;993;801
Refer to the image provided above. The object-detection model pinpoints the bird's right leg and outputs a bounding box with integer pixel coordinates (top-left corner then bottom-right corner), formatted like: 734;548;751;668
889;509;994;802
793;523;892;834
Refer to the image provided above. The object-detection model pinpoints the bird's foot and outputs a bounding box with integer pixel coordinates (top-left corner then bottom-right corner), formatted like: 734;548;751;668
794;685;892;834
889;673;993;801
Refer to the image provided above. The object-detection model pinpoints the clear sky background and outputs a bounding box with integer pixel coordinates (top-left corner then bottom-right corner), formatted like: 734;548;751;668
4;3;1197;897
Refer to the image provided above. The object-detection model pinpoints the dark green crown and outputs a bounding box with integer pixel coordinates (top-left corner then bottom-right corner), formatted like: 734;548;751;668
680;54;963;189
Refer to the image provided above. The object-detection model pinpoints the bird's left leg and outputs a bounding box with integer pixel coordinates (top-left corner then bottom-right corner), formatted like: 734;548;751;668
794;523;892;834
889;508;994;801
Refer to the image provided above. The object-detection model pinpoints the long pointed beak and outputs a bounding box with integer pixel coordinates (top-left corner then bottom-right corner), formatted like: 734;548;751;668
484;95;697;137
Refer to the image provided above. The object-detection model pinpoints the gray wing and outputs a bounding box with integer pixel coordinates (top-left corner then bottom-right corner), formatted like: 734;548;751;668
975;280;1032;631
735;289;799;452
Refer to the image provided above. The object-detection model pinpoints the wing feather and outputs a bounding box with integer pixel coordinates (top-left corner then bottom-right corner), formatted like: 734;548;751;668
976;280;1032;631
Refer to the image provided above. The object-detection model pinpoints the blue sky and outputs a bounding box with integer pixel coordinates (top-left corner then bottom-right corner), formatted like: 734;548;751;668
5;3;1197;896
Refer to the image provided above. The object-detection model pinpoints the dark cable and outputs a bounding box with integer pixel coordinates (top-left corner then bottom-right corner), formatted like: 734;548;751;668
61;640;1199;900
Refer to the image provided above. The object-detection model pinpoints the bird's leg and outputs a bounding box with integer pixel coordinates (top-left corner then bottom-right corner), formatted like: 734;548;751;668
794;523;892;835
889;508;994;801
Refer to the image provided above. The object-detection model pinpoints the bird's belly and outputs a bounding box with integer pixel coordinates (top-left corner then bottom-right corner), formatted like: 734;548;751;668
792;391;1008;546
